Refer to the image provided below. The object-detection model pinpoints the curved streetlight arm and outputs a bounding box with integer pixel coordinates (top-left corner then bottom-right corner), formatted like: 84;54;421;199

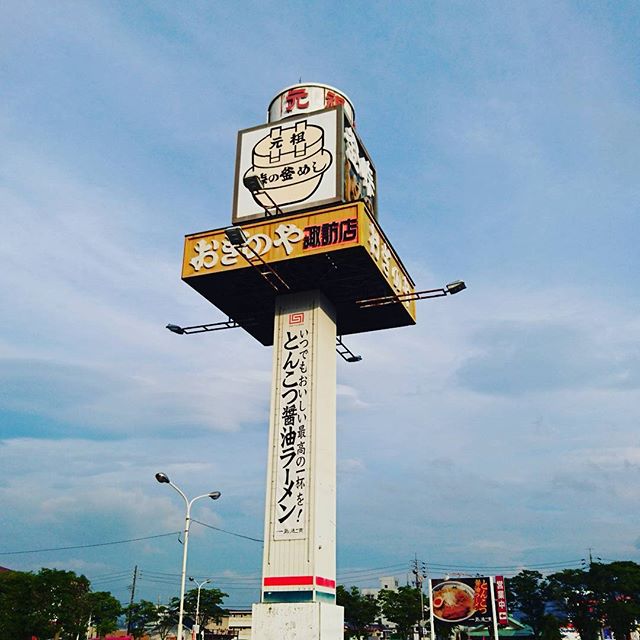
156;474;221;640
190;577;212;589
189;493;217;508
166;480;189;506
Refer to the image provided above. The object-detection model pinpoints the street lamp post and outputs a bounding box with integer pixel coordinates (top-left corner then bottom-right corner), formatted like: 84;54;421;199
155;473;221;640
189;577;212;640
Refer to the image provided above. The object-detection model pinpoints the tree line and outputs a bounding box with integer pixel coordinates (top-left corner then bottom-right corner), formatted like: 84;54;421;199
338;561;640;640
0;567;227;640
508;562;640;640
3;561;639;640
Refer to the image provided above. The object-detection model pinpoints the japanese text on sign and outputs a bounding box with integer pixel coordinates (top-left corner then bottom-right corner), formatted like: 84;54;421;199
495;575;509;626
188;223;304;272
274;323;310;540
285;88;309;112
303;217;358;250
366;222;412;307
344;126;375;198
474;579;488;614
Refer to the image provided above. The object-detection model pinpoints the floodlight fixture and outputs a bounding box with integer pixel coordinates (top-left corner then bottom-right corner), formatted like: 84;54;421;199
243;174;265;193
445;280;466;295
155;472;170;484
242;174;284;217
224;226;249;247
166;324;186;335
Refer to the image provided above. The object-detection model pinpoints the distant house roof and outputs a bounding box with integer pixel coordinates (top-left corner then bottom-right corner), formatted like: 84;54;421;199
467;617;534;638
0;566;12;572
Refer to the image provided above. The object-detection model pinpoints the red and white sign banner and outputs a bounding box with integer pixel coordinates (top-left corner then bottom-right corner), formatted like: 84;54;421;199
494;575;509;626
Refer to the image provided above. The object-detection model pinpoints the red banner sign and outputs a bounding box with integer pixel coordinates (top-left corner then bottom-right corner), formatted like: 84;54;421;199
494;575;509;626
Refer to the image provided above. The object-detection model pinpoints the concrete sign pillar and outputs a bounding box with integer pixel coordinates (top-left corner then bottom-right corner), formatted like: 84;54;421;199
252;290;343;640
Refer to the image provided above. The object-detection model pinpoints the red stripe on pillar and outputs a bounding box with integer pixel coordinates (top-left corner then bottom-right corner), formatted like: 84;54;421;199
315;577;336;588
264;576;314;586
262;576;336;589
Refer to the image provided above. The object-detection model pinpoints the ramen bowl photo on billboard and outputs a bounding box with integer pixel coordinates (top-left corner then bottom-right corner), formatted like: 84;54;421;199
431;581;476;622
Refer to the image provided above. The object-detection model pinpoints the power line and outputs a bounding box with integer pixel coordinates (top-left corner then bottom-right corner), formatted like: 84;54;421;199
338;562;408;580
89;570;133;580
0;531;181;556
142;570;260;584
424;559;584;570
0;515;264;556
191;519;263;542
338;563;409;578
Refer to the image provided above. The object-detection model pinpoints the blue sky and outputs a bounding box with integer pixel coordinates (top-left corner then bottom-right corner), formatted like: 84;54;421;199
1;0;640;607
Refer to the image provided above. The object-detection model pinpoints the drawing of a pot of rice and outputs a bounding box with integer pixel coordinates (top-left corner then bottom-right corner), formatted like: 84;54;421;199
431;581;477;622
243;119;332;211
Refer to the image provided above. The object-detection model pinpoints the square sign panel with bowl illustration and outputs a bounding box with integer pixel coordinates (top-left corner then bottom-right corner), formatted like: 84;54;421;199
233;107;342;224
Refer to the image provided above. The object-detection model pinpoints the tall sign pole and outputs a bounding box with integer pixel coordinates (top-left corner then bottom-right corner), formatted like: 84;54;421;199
253;291;341;637
179;83;419;640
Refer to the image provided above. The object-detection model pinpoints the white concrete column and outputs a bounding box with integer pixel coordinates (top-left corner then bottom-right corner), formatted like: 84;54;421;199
252;290;343;640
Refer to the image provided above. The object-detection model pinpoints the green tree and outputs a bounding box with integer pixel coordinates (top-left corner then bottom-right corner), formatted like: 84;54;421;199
153;603;178;640
0;569;38;639
337;585;380;640
590;561;640;640
124;599;159;640
30;568;92;640
87;590;122;637
0;568;95;640
548;562;640;640
378;585;422;640
547;569;600;640
540;613;563;640
507;570;552;639
170;586;228;630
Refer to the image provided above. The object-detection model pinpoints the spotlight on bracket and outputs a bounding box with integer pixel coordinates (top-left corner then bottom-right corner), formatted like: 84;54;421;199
166;324;186;335
445;280;467;295
243;174;265;193
224;226;249;247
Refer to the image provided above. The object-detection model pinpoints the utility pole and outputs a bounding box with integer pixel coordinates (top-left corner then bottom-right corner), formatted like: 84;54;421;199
583;548;601;569
413;555;427;638
126;565;138;635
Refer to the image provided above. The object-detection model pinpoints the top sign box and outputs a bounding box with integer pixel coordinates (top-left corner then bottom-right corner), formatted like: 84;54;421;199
267;83;356;124
232;107;376;225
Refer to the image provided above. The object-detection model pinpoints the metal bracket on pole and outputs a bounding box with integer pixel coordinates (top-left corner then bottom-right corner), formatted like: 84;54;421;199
243;175;284;217
356;287;447;309
356;281;466;309
237;243;291;293
166;319;240;335
224;225;290;293
257;189;284;218
336;336;362;363
168;322;363;363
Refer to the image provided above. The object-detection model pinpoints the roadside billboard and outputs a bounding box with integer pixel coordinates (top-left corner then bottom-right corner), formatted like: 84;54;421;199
430;577;495;626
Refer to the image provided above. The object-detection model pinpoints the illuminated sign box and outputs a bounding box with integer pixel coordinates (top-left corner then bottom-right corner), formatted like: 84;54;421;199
182;202;415;346
232;107;376;225
268;83;356;125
